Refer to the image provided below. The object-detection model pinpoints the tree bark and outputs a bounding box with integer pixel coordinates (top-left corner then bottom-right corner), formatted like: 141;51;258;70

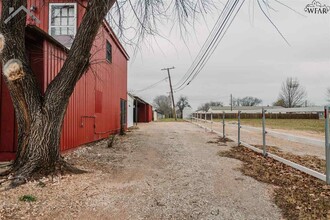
0;0;116;187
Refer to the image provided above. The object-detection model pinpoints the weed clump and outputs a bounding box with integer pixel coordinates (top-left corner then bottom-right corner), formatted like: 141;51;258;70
19;195;37;202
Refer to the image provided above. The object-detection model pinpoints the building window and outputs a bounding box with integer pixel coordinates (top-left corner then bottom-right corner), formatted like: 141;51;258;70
106;40;112;63
49;3;77;48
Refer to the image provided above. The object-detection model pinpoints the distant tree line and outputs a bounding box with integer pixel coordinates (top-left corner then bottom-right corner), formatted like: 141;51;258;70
233;96;262;107
198;101;223;111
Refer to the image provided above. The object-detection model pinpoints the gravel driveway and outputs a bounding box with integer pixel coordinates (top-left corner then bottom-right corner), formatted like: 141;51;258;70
0;122;281;219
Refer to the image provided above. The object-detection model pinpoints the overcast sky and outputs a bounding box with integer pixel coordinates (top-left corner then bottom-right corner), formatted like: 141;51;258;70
126;0;330;110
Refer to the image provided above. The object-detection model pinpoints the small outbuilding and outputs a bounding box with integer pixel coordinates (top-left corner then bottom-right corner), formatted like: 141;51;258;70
133;96;153;123
126;95;154;126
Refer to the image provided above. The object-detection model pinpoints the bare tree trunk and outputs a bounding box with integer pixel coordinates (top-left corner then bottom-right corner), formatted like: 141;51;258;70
0;0;116;187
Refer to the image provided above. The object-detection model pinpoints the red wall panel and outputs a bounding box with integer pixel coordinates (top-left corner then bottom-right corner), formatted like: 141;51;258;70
148;105;153;122
43;25;128;152
137;103;153;123
138;103;146;123
0;1;128;161
0;31;128;160
0;72;16;153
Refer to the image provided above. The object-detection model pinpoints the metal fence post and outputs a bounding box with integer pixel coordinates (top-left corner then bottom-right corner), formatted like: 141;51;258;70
222;112;226;139
238;111;241;146
262;108;267;156
325;106;330;184
211;112;213;132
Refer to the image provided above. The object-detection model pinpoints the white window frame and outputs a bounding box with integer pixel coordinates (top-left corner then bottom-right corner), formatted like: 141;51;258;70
49;3;77;37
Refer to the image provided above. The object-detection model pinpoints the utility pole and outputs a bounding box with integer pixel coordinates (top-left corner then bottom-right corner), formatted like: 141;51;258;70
161;67;177;121
230;94;233;111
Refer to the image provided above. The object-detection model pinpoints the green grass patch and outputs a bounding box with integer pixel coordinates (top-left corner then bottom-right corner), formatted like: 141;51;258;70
214;119;324;133
19;195;37;202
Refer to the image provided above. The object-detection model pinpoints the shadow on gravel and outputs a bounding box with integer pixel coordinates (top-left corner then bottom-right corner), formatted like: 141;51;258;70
219;147;330;220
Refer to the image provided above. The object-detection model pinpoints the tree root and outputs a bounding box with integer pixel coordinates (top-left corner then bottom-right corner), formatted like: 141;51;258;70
0;162;13;177
58;159;87;174
0;168;12;177
0;159;87;189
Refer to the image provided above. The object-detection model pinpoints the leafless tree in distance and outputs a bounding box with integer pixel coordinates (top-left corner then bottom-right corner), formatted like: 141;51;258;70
277;77;307;108
176;96;191;119
153;95;173;118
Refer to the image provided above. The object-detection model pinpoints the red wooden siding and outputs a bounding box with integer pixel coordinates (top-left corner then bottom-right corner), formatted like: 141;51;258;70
147;105;153;122
0;72;16;161
137;103;153;123
43;25;128;152
0;25;128;160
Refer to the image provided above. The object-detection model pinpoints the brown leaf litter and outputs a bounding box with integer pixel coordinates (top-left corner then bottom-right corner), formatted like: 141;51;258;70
219;146;330;220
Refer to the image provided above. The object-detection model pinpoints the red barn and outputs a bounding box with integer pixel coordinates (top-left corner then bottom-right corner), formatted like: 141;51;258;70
134;96;153;123
0;1;129;161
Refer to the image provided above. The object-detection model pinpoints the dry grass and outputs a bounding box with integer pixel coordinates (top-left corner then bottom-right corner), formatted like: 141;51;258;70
156;118;185;122
219;147;330;220
216;119;324;133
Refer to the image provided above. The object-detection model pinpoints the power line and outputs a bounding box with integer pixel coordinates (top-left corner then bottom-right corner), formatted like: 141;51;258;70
172;0;234;88
175;0;245;92
184;0;245;88
173;0;237;90
173;0;236;89
173;0;245;92
133;77;168;93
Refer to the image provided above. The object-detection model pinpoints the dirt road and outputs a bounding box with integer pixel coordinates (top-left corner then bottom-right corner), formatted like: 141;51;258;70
0;122;281;219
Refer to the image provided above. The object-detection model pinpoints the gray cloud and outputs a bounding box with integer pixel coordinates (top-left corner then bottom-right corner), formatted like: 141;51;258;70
128;0;330;109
